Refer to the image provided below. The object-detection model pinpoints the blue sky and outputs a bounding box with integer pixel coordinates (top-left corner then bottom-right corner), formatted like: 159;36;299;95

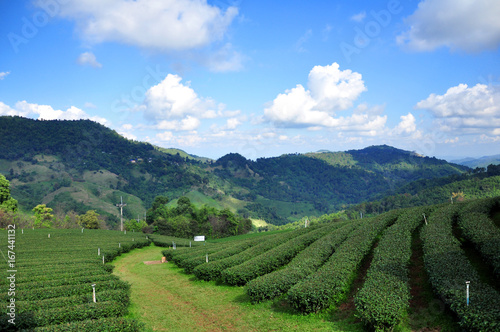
1;0;500;160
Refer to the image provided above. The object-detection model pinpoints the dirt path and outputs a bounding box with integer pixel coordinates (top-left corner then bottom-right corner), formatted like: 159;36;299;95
112;245;355;331
113;245;252;331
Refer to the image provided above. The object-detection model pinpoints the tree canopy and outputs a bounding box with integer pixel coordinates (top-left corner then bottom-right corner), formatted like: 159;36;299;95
147;196;252;239
0;174;18;212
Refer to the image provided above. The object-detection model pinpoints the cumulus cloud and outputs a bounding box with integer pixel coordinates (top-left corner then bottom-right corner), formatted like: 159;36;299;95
415;83;500;135
144;74;216;120
0;71;10;80
395;112;417;134
143;73;241;131
77;52;102;68
264;62;385;133
308;63;366;112
0;101;109;125
51;0;238;52
0;102;25;116
397;0;500;52
157;116;201;131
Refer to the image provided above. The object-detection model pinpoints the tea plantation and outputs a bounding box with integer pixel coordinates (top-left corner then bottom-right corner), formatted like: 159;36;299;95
163;197;500;331
0;228;150;331
1;196;500;331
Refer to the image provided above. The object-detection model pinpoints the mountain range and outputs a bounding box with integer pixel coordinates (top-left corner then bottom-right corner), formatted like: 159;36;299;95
451;155;500;168
2;115;499;227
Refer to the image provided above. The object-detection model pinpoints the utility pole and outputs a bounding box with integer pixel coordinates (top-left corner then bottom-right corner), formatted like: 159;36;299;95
116;196;126;231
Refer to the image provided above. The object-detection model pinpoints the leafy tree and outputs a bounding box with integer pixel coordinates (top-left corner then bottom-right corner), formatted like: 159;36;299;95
0;174;18;212
148;195;252;239
59;211;80;229
124;218;148;232
32;204;54;228
176;196;194;216
146;196;170;225
79;210;100;229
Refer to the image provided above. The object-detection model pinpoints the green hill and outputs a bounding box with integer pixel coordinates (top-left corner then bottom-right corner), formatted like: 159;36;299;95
0;116;480;227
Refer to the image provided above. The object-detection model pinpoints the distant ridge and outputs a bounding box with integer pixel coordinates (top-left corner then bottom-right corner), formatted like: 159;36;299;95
0;116;473;226
452;154;500;168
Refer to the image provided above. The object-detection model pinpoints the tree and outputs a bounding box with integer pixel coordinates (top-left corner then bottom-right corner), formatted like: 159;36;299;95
0;174;18;212
176;196;194;216
79;210;100;229
33;204;54;228
146;196;170;225
124;218;148;232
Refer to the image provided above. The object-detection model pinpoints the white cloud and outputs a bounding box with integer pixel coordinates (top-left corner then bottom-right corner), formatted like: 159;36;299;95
415;83;500;135
143;73;241;131
156;116;201;131
308;63;366;112
445;137;459;144
3;101;109;125
77;52;102;68
0;102;25;116
156;131;174;142
52;0;238;52
395;112;417;134
118;123;137;140
175;132;206;146
120;132;138;140
0;71;10;80
225;118;241;130
264;62;383;132
350;11;366;23
144;74;216;120
397;0;500;52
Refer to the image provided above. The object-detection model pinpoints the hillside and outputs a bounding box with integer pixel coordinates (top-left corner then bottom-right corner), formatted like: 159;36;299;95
346;166;500;217
213;147;468;222
452;154;500;168
0;116;208;225
0;116;474;226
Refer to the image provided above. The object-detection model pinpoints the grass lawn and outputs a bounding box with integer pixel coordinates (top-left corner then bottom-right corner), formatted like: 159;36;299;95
112;244;364;332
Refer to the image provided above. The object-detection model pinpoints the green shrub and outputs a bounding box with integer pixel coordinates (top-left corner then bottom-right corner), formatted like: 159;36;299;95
220;224;335;286
458;198;500;276
246;221;359;302
354;207;429;330
33;317;144;331
193;230;308;282
182;238;262;273
422;204;500;331
286;211;398;313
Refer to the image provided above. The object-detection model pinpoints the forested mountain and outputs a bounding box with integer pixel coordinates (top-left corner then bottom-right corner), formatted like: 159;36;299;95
0;116;479;226
452;154;500;168
0;116;208;225
345;164;500;217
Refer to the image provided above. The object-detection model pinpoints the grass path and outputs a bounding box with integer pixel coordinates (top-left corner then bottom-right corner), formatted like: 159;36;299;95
112;244;363;332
